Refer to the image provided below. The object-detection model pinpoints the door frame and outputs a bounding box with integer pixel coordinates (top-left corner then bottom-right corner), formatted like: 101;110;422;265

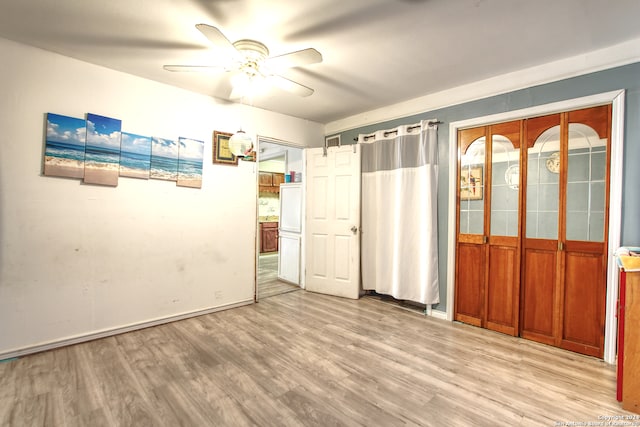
446;90;625;364
255;135;306;302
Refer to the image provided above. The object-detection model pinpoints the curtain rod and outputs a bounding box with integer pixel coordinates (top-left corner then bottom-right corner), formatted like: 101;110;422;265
353;120;442;142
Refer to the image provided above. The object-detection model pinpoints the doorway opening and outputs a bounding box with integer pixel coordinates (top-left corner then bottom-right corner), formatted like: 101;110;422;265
256;137;304;300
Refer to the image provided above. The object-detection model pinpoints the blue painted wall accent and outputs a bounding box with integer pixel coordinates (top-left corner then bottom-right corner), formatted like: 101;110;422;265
333;62;640;311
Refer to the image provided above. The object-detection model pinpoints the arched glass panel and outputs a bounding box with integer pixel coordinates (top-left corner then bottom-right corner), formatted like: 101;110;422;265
566;123;607;242
460;137;485;235
491;136;519;236
526;126;560;239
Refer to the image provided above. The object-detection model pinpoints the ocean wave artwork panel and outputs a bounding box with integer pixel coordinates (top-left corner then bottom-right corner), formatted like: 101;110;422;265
177;137;204;188
44;113;87;179
84;113;122;187
43;112;204;190
120;132;152;179
151;137;179;181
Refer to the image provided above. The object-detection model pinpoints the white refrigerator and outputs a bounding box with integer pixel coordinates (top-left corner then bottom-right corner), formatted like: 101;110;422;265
278;183;302;285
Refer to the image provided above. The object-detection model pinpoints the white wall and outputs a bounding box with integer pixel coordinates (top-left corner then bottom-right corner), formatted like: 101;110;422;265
258;193;280;219
258;142;305;174
286;148;304;178
0;37;324;358
258;159;285;173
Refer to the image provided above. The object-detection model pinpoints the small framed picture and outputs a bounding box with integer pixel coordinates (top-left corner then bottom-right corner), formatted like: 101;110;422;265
460;166;483;200
213;130;237;166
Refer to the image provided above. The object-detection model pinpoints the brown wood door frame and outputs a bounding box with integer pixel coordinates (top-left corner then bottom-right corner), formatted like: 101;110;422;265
455;105;611;358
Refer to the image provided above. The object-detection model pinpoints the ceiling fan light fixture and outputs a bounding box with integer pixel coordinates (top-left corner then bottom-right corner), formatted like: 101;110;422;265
232;39;269;61
231;70;267;98
164;24;321;100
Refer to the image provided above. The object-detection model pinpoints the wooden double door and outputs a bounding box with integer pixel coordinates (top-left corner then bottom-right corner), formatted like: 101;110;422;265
454;105;611;358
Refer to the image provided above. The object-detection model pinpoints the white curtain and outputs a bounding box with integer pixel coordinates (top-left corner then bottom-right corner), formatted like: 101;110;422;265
360;120;439;304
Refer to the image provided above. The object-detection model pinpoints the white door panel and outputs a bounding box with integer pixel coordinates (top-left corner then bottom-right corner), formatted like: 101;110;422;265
305;145;360;299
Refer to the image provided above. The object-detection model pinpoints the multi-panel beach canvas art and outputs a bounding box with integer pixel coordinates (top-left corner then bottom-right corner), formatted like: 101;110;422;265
43;111;208;189
177;137;204;188
84;113;122;186
150;137;179;181
120;132;152;179
44;113;87;179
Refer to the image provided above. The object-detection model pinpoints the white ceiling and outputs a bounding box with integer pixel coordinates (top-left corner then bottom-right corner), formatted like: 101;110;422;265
1;0;639;125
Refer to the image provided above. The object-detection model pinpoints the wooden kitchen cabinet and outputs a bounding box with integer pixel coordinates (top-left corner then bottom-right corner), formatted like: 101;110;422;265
260;222;279;253
619;267;640;414
272;172;285;187
259;172;285;193
259;172;273;186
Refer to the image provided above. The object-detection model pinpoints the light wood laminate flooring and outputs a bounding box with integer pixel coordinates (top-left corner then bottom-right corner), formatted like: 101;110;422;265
258;253;299;300
0;290;632;426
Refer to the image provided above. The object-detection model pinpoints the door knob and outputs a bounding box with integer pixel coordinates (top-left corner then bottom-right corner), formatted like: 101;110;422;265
351;226;358;234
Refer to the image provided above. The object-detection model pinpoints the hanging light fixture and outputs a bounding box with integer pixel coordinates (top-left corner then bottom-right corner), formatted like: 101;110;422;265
228;68;262;159
228;129;253;157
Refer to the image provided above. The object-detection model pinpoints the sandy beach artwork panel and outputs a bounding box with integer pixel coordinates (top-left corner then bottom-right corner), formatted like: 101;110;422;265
177;137;204;188
44;113;87;179
84;113;122;186
150;137;179;181
120;132;152;179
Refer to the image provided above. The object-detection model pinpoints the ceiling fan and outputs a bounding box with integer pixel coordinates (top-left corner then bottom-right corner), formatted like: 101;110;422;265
164;24;322;99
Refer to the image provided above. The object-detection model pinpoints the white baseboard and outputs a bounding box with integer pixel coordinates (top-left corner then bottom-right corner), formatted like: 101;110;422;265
429;309;448;320
0;299;254;361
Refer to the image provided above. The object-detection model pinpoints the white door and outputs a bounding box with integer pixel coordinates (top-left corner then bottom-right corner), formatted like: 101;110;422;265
305;145;361;299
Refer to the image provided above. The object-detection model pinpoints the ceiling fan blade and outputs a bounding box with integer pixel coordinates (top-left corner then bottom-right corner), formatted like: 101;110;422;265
195;23;240;59
163;65;226;72
264;48;323;70
267;75;314;97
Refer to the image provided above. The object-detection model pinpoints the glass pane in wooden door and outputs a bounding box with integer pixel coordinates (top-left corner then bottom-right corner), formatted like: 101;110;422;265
460;137;485;235
491;136;519;237
526;126;560;239
566;123;607;242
